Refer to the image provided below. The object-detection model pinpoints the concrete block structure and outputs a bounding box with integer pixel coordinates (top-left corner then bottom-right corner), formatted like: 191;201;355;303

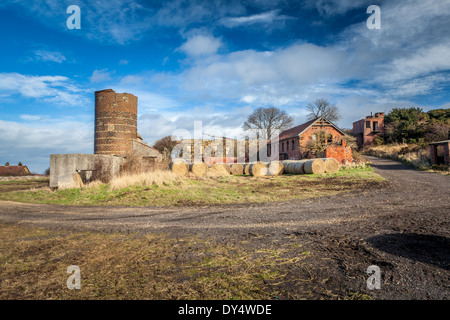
50;154;124;188
353;112;385;148
429;140;450;165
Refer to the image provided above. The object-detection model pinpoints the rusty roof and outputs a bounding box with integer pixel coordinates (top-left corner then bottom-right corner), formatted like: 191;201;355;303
0;165;30;176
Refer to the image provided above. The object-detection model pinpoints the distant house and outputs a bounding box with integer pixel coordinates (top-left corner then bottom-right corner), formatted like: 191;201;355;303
268;116;352;163
0;163;31;176
353;112;385;148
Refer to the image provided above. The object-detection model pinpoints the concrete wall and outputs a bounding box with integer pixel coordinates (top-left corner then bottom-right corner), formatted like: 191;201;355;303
131;139;162;161
50;154;124;188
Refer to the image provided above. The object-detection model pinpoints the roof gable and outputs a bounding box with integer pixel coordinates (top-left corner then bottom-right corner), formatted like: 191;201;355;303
278;117;345;141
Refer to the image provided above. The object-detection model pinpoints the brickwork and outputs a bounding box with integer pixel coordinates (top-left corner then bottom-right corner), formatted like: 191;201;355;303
430;141;450;165
324;140;353;164
277;119;346;160
94;89;138;156
353;112;385;148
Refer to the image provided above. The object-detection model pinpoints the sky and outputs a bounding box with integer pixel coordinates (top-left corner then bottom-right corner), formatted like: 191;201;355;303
0;0;450;174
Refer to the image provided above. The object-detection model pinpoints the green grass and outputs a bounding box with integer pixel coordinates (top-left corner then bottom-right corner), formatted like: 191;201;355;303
0;165;385;207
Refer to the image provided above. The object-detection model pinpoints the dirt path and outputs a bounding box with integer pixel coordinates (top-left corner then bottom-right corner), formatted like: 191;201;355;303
0;156;448;299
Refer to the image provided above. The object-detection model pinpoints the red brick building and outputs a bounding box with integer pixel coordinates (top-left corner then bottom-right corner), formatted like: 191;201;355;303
353;112;385;148
268;117;352;163
0;164;31;176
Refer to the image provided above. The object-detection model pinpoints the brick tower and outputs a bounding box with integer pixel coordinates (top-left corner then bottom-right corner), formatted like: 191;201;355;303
94;89;138;156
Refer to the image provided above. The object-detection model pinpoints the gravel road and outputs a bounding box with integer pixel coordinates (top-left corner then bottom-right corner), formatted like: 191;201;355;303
1;156;448;299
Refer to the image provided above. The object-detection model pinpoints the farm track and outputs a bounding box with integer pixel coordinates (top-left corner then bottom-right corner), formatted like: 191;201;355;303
0;156;449;299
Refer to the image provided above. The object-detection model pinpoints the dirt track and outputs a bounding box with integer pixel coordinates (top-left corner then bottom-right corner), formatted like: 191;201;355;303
0;156;449;299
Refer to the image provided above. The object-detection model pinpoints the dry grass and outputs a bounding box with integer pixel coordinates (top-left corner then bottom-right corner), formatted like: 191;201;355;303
0;166;385;207
94;170;179;191
363;143;450;173
0;223;316;300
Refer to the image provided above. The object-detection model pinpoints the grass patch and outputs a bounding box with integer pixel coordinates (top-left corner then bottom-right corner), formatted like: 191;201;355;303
0;223;317;300
0;166;385;207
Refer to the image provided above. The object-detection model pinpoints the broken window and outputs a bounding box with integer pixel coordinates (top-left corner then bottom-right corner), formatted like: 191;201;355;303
366;121;371;129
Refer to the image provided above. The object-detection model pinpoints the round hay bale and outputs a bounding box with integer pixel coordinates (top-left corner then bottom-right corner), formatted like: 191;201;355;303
285;162;299;174
291;161;305;174
303;159;325;174
189;162;208;177
318;158;340;173
169;160;189;176
294;159;310;174
249;163;268;177
220;163;231;174
281;160;294;167
210;164;230;176
267;161;284;176
244;162;256;175
230;163;244;175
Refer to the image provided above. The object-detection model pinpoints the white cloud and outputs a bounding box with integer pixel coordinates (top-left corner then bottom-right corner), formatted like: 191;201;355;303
90;69;113;83
33;50;67;63
20;114;44;121
179;35;223;57
180;43;349;106
0;73;88;106
220;10;294;28
0;118;92;174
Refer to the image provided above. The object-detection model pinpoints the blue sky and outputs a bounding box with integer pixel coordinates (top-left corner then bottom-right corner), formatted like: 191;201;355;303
1;0;450;173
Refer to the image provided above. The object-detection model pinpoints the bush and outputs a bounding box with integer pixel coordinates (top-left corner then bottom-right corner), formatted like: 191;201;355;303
372;137;384;146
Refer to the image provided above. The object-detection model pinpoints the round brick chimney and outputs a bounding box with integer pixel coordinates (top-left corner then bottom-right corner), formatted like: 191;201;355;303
94;89;138;156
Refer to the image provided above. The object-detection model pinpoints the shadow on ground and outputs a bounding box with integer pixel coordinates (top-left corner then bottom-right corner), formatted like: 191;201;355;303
367;233;450;270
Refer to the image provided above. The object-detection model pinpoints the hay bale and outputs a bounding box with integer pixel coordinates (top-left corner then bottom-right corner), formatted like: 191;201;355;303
285;162;299;174
230;163;244;175
303;159;325;174
189;162;208;176
169;160;189;176
210;164;230;176
267;161;284;176
244;162;256;175
293;160;311;174
281;160;294;167
220;163;231;174
249;163;268;177
318;158;340;173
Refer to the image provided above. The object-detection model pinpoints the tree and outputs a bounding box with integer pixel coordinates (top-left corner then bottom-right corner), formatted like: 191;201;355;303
152;135;179;153
306;98;340;122
242;107;294;141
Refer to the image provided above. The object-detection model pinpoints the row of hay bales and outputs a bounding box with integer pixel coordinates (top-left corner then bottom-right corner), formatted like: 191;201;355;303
281;158;340;174
169;158;340;177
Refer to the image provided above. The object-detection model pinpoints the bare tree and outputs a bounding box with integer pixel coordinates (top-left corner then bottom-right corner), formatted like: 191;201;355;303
306;98;340;122
152;135;179;153
242;107;294;141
